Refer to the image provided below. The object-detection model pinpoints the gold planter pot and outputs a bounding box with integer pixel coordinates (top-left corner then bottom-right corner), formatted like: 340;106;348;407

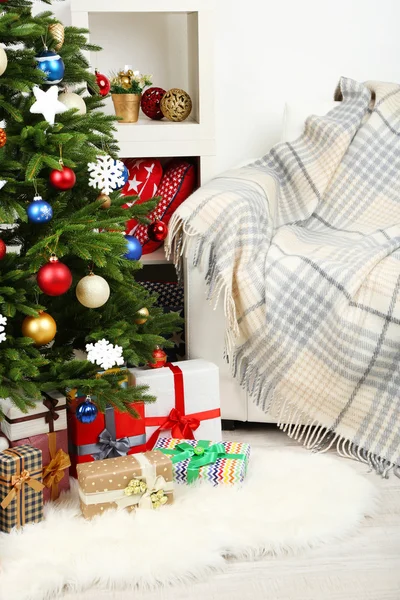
112;93;141;123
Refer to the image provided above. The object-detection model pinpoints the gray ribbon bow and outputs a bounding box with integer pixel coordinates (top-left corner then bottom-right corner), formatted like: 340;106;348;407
95;429;130;460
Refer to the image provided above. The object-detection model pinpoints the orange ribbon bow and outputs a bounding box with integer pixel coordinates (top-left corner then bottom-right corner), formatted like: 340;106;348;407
1;469;44;510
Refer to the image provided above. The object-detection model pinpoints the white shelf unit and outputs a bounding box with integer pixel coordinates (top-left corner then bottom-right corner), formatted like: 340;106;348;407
71;0;215;184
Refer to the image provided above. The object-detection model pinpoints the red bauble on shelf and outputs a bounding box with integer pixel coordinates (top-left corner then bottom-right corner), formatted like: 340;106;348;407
49;166;76;190
141;87;166;120
0;239;6;260
37;256;73;296
95;69;110;97
148;346;167;369
147;219;168;243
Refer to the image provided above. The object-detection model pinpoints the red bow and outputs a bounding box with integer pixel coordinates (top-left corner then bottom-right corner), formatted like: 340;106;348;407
146;408;200;450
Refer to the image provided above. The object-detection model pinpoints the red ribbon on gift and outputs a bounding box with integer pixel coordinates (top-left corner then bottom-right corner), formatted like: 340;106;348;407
145;363;221;450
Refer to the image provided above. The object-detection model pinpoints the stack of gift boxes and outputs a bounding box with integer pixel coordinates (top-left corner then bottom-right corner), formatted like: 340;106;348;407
0;359;250;531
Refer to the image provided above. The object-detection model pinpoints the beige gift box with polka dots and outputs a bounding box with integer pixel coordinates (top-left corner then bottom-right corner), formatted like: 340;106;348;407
76;450;174;519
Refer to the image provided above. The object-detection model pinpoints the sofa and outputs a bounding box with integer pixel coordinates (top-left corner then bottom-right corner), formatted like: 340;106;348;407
185;100;337;423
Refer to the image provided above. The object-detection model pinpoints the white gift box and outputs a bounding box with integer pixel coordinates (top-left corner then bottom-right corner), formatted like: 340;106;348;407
128;359;222;448
0;390;67;441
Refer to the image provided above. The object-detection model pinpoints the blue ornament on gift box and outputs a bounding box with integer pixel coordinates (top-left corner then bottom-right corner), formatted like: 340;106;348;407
26;195;53;223
76;396;98;424
35;49;65;85
124;234;142;261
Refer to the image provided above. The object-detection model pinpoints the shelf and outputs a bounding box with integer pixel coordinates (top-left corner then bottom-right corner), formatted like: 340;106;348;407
140;245;171;265
115;116;215;159
71;0;214;13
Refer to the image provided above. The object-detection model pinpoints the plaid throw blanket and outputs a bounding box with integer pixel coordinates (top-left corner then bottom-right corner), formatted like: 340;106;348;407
166;77;400;476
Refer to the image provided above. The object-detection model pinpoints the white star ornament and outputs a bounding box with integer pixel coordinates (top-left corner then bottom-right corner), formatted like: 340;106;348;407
30;86;67;125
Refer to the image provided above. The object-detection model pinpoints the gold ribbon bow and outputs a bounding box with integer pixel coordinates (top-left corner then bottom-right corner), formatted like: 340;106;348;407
1;469;44;510
124;478;167;509
42;449;71;501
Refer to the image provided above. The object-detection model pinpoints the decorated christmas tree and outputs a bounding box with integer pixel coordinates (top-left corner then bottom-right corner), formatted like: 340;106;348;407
0;0;181;418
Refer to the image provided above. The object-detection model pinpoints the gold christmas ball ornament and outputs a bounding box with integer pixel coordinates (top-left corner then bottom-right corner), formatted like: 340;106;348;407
48;23;65;51
134;307;149;325
58;91;87;115
22;311;57;346
0;47;8;77
97;193;111;209
160;88;192;122
76;273;110;309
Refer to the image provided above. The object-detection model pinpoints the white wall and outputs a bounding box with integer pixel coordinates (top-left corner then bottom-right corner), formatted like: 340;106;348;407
35;0;400;174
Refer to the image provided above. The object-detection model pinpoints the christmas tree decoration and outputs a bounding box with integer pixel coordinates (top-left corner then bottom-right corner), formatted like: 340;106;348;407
94;69;110;97
76;273;110;308
160;88;192;122
86;338;124;370
30;85;67;125
58;91;87;115
76;395;98;424
0;127;6;148
110;69;152;124
134;307;149;325
0;314;7;343
22;312;57;346
0;239;6;260
37;256;73;296
124;234;142;261
48;23;65;51
88;155;127;195
141;87;166;120
0;47;7;77
26;195;53;223
148;346;167;369
0;180;6;191
49;165;76;190
97;193;111;209
35;49;65;85
147;219;168;243
120;164;129;188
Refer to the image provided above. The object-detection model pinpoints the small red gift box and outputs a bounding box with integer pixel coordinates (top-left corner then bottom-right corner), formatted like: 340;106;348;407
67;399;146;478
10;430;70;503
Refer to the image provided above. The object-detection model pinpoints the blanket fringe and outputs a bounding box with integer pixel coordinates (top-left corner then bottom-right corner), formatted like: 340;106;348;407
166;210;399;479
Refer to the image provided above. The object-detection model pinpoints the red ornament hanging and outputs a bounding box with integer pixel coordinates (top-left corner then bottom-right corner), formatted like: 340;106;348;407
0;128;6;148
148;346;167;369
141;87;166;120
37;255;73;296
49;165;76;190
147;219;168;243
95;69;110;97
0;239;6;260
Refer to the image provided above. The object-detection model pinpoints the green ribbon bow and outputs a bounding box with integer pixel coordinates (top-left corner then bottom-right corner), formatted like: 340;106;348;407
159;440;246;484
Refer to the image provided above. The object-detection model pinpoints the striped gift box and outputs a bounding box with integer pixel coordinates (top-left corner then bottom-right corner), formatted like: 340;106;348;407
154;438;250;486
0;445;44;533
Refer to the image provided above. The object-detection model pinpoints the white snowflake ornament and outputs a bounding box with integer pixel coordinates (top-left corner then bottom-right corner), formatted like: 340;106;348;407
86;338;124;371
0;314;7;344
88;155;126;195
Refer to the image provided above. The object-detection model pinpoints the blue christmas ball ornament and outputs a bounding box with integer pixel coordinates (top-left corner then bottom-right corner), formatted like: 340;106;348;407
124;234;142;260
35;49;65;85
26;195;53;223
115;162;129;191
76;397;98;424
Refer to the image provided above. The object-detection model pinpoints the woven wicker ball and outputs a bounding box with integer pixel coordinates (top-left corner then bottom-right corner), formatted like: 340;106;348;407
0;128;6;148
141;87;166;120
160;88;192;122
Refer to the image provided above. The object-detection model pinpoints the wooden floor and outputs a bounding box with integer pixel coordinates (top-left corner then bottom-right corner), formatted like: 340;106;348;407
66;425;400;600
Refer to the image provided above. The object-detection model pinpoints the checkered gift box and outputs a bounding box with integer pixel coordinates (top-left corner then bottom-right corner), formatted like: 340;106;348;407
0;445;44;533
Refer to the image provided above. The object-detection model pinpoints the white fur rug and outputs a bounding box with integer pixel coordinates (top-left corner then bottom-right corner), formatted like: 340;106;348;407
0;448;378;600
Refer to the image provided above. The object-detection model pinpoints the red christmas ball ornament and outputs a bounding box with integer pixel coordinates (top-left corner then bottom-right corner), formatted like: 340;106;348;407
147;219;168;243
148;346;167;369
49;165;76;190
0;239;6;260
141;87;166;120
37;255;73;296
0;128;6;148
95;69;110;97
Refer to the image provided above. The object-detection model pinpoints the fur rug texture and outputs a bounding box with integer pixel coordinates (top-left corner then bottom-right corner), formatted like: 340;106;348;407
0;447;378;600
